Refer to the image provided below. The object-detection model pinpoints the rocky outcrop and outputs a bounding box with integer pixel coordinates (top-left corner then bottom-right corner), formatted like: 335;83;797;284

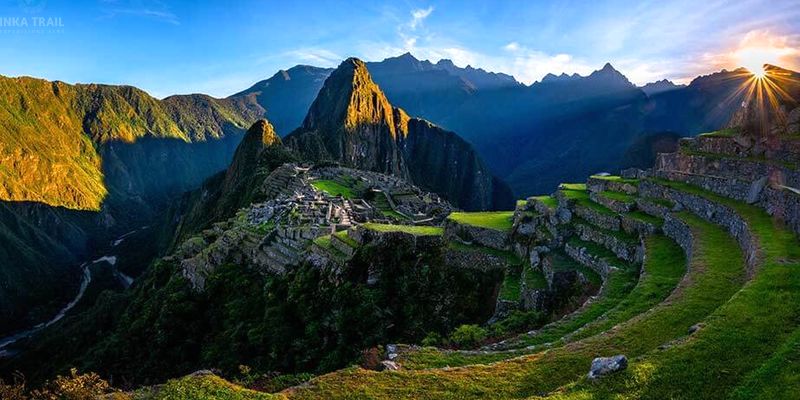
284;58;512;211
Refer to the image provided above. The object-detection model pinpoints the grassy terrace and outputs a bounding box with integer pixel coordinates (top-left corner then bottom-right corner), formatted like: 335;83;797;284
332;230;358;247
559;185;617;216
590;175;640;185
547;182;800;399
282;212;746;399
310;179;356;198
532;195;558;209
599;190;636;203
447;211;514;231
361;223;443;236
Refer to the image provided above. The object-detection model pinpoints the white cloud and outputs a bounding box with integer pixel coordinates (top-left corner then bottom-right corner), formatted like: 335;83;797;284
503;42;520;52
409;7;433;30
283;48;343;67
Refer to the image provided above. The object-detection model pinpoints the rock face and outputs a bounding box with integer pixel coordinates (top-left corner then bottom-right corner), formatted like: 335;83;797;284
588;355;628;379
284;58;512;211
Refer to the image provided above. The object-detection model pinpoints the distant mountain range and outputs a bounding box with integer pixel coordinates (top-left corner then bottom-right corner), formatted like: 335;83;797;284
227;54;756;196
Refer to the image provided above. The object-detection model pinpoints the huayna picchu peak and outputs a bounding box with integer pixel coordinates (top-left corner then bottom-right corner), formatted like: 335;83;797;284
1;3;800;398
285;57;513;211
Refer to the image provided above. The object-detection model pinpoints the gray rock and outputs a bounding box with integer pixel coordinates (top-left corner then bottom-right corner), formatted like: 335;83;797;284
688;323;704;334
379;360;401;371
588;355;628;379
746;176;768;204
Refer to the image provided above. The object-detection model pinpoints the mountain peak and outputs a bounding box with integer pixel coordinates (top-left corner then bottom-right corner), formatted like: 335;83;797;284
301;57;408;138
248;119;281;147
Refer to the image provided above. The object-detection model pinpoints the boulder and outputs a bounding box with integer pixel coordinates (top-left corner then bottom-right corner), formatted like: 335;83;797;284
379;360;401;371
588;355;628;379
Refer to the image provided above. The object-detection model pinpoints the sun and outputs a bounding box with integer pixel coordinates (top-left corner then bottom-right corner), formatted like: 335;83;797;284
737;47;775;79
748;64;767;78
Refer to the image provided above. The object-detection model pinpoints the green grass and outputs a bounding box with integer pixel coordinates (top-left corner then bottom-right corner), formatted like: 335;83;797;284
282;212;747;399
312;235;332;249
516;199;527;207
523;264;548;290
599;190;636;203
333;230;358;248
361;223;443;236
447;211;514;231
559;183;587;191
532;195;558;209
134;373;277;399
624;210;664;227
560;186;618;217
590;175;640;185
546;182;800;399
566;235;685;342
498;268;522;302
310;179;356;198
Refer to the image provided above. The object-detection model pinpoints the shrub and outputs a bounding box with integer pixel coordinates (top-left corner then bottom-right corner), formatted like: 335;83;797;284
489;310;546;337
421;332;444;347
449;324;487;348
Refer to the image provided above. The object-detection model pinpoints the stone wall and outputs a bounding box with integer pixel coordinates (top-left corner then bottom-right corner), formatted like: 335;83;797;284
639;180;760;277
443;247;508;272
587;177;638;195
443;219;508;250
564;241;616;279
573;222;643;263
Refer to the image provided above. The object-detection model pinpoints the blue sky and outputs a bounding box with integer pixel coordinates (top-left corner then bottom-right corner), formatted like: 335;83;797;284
1;0;798;98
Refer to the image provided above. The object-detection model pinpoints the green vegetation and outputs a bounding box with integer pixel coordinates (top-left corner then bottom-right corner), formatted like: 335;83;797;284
312;235;332;249
310;179;356;198
135;374;277;400
516;199;527;207
361;223;443;236
547;185;800;399
498;268;522;301
523;264;547;290
599;190;636;203
559;185;618;216
448;324;488;347
590;175;640;185
333;230;358;248
447;211;514;231
532;195;558;209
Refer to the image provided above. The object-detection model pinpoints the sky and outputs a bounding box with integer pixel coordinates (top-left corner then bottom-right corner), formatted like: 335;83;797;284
0;0;798;98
